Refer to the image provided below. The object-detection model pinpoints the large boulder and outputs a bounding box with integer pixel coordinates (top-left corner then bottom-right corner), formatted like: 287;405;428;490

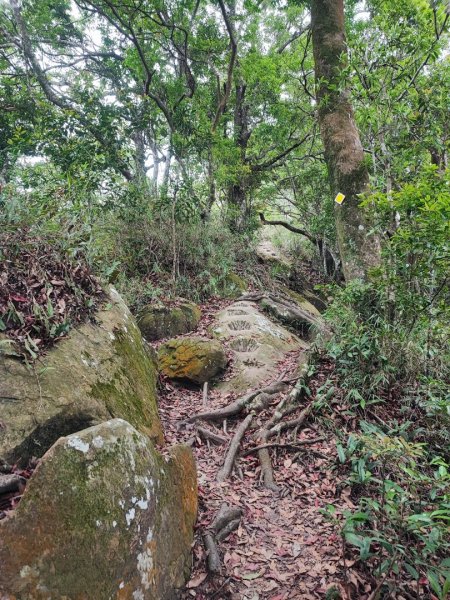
138;301;201;342
0;419;197;600
158;336;227;384
0;287;163;467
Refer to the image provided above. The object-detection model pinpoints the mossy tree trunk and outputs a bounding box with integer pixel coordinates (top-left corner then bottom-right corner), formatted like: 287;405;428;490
311;0;381;280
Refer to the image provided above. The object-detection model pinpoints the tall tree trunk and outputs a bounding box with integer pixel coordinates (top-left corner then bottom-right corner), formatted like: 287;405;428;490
311;0;380;280
228;81;251;231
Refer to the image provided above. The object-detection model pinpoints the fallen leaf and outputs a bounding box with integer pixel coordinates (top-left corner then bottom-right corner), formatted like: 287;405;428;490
186;573;208;588
242;571;264;581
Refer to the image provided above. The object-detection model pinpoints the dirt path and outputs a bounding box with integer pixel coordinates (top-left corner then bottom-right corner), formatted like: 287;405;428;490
157;299;352;600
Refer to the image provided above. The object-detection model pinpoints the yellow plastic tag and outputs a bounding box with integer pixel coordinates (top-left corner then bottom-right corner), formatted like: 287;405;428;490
335;192;345;205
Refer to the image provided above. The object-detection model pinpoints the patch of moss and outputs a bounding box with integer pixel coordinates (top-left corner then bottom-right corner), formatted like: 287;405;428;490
90;323;162;444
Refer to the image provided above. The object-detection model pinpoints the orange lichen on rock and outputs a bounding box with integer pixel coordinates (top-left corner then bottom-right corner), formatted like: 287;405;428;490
157;336;227;384
0;419;197;600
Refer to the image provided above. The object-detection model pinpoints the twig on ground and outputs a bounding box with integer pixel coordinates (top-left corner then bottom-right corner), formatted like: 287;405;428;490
241;436;326;456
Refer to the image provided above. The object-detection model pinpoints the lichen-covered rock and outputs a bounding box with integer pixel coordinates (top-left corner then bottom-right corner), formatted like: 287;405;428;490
138;301;201;342
0;419;197;600
158;337;227;384
0;287;163;467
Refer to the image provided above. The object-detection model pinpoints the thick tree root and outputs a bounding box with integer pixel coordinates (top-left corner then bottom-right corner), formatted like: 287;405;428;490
197;426;228;445
252;362;314;491
217;414;253;482
241;437;326;456
204;504;243;574
187;381;286;423
258;446;279;491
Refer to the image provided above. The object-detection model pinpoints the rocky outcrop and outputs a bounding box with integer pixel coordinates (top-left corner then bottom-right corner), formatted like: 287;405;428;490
0;287;163;467
138;301;201;342
258;292;324;337
212;300;308;393
158;337;227;384
0;419;197;600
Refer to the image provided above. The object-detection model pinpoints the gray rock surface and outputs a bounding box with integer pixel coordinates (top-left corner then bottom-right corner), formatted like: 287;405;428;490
0;419;197;600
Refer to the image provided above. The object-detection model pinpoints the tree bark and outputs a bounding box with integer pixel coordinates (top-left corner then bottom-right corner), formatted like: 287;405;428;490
310;0;380;280
228;81;251;230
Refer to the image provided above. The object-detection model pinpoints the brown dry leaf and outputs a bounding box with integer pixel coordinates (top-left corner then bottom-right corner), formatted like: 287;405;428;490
186;572;208;588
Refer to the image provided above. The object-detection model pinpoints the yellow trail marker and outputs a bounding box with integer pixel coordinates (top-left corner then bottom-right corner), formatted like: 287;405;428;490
335;192;346;205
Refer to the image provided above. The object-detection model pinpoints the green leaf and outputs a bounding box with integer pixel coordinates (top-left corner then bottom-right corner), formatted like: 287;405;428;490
404;563;419;580
427;570;442;598
336;443;346;463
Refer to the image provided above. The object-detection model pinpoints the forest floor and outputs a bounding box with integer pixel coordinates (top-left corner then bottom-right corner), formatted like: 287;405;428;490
157;296;364;600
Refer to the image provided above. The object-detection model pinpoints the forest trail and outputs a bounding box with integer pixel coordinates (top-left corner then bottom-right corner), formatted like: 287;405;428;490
158;295;353;600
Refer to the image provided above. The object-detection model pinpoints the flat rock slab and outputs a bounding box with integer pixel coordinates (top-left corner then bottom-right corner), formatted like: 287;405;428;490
256;239;292;271
213;301;308;393
0;419;197;600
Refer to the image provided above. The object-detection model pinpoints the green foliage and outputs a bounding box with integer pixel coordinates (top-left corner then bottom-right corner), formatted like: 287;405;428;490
325;166;449;411
95;214;258;308
325;422;450;598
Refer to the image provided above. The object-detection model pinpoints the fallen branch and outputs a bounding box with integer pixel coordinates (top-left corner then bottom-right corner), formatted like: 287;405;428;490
241;436;326;456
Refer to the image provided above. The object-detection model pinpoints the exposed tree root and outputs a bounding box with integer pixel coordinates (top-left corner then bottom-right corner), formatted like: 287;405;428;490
187;381;286;423
251;363;314;491
204;504;243;574
258;446;279;491
198;362;319;579
217;414;253;482
196;426;228;445
241;437;326;456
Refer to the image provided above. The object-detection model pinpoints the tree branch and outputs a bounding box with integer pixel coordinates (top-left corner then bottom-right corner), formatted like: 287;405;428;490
211;0;237;132
259;213;317;244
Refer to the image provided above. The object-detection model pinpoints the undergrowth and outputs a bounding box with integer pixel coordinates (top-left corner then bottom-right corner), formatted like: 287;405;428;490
0;226;105;361
90;214;262;310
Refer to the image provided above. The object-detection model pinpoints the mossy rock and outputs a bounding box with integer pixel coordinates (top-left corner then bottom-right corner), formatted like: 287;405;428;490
0;287;163;467
158;336;227;384
0;419;197;600
138;301;201;342
225;273;248;298
279;286;322;317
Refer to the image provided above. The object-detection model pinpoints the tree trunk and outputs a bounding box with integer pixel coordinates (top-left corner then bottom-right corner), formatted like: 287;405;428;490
311;0;380;280
227;81;251;231
228;182;248;230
